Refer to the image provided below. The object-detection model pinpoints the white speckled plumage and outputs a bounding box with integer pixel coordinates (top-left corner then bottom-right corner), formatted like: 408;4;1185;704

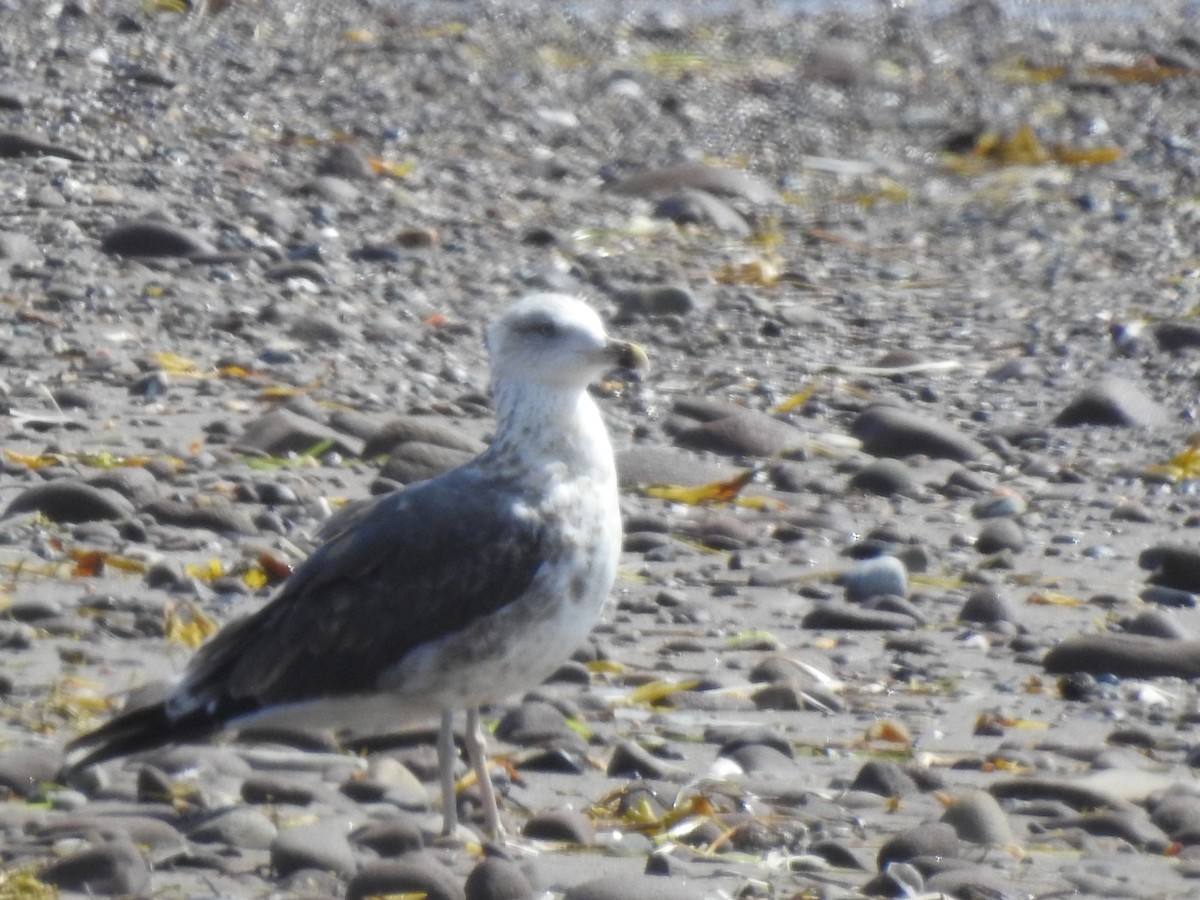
64;293;647;838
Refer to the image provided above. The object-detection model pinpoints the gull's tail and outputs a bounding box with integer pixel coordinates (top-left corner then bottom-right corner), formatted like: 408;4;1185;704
62;701;215;774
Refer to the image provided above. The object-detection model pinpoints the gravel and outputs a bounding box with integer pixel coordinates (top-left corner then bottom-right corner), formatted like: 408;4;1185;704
3;0;1200;897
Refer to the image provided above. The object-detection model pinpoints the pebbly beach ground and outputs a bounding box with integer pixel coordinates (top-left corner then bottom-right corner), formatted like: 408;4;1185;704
4;0;1200;897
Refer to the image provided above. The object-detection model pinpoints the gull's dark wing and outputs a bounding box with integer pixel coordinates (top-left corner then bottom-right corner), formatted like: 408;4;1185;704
187;467;553;711
65;467;553;768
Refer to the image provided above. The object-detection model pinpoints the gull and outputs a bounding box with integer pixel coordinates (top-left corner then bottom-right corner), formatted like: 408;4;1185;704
64;293;648;837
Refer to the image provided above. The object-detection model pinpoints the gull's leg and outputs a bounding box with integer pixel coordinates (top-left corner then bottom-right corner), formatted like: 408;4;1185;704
438;708;458;836
465;706;503;837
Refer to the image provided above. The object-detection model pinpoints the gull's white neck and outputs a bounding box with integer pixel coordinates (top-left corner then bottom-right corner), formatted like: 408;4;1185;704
485;380;616;484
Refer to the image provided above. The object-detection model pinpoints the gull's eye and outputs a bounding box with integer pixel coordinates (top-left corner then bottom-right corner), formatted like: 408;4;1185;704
521;317;559;339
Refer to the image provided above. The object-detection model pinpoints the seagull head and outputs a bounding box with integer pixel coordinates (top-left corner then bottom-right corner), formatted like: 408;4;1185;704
487;294;648;392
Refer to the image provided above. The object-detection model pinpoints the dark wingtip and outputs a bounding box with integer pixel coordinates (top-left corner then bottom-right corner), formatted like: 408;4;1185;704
62;702;186;774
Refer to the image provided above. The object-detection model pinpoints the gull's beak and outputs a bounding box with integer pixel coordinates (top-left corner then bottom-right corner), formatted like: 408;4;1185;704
606;339;649;373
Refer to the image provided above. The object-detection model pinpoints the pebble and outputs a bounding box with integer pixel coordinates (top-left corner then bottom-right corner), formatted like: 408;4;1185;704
465;855;536;900
1121;609;1190;639
237;407;365;458
39;836;150;897
1036;811;1170;851
0;129;88;161
346;852;466;900
100;220;214;258
142;497;258;535
959;587;1015;625
971;490;1027;518
605;162;778;204
562;873;701;900
1140;585;1198;608
616;284;701;318
379;441;477;485
522;809;595;844
850;760;919;797
316;143;375;180
615;446;736;490
939;790;1015;846
4;480;134;523
1054;377;1169;428
188;806;278;849
851;404;986;461
350;817;424;857
802;603;918;631
719;743;798;779
494;699;578;746
1044;633;1200;679
1140;544;1200;592
0;748;64;799
673;409;805;458
976;518;1026;554
876;821;961;869
361;416;484;458
1154;321;1200;352
925;866;1018;898
607;740;688;780
652;189;750;235
848;458;914;496
270;820;358;879
843;554;908;602
1149;794;1200;843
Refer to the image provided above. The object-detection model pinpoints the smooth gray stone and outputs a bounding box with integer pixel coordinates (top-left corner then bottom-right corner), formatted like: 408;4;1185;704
851;405;986;461
270;820;358;879
347;852;466;900
5;480;134;523
1055;376;1168;428
1044;633;1200;679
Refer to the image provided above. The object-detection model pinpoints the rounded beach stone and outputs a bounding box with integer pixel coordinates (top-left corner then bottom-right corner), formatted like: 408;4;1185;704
843;555;908;602
939;790;1015;846
802;603;917;631
976;518;1025;554
188;806;278;849
465;855;535;900
236;407;364;458
850;760;918;797
720;743;797;779
362;416;483;458
848;458;914;496
674;410;804;457
380;441;478;485
522;809;595;844
271;820;358;879
100;220;213;257
40;837;150;896
876;821;961;869
0;129;88;161
1140;544;1200;592
604;161;778;203
563;873;700;900
0;747;66;799
1043;633;1200;679
347;852;466;900
850;405;986;461
142;498;257;536
494;700;576;745
959;587;1015;625
1149;794;1200;843
5;480;134;523
350;818;424;857
1121;609;1190;639
1054;377;1167;428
